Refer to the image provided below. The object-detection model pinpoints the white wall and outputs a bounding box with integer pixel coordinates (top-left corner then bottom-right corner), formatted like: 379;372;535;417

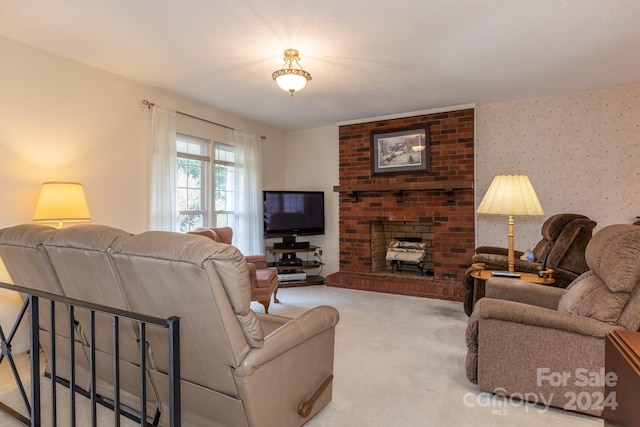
0;36;284;232
264;126;340;276
475;84;640;251
0;36;283;351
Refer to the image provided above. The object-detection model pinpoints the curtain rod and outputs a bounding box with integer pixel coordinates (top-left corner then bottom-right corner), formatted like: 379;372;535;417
142;100;266;140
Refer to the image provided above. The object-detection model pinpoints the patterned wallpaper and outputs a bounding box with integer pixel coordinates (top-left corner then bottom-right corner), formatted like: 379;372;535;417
475;84;640;251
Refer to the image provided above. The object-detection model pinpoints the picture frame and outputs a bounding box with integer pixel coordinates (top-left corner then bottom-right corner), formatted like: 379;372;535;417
371;126;429;175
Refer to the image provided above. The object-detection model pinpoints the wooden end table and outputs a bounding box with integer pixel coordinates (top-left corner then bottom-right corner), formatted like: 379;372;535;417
604;329;640;425
470;268;555;309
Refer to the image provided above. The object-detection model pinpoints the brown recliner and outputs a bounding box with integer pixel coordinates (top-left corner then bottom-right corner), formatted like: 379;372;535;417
188;227;279;313
466;224;640;416
462;213;597;315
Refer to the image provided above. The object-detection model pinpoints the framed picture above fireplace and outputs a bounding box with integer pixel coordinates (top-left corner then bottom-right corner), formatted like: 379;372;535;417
371;126;429;175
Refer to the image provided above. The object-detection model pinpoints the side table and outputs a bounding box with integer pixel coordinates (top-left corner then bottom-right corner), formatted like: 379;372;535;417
604;329;640;426
470;267;555;310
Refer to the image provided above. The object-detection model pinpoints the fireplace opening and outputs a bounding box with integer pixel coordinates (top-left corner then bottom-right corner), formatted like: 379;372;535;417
371;221;435;275
386;236;435;276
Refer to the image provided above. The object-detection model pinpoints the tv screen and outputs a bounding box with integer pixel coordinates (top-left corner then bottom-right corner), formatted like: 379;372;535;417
263;191;325;237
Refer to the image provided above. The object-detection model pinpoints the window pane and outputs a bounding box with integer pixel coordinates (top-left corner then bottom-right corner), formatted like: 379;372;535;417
187;189;201;210
180;214;203;233
177;188;188;211
214;144;235;163
177;135;207;157
213;143;237;227
215;213;237;230
175;138;239;231
177;159;203;210
215;213;229;228
176;134;208;229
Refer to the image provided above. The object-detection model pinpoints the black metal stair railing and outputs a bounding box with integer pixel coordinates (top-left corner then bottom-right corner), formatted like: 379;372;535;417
0;281;181;427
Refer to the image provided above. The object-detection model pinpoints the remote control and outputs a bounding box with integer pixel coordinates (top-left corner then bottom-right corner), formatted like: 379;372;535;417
491;271;522;278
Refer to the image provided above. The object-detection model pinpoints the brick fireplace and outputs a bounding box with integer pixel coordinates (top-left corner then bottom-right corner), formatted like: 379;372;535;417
326;108;475;301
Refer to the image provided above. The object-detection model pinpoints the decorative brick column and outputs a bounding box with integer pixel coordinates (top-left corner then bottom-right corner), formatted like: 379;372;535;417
327;108;475;301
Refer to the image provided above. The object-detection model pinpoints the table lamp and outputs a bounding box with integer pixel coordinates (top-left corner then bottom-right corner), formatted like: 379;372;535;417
33;182;91;228
476;175;544;272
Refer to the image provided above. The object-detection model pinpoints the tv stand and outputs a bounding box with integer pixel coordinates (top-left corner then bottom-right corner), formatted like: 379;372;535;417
267;244;324;287
273;236;310;250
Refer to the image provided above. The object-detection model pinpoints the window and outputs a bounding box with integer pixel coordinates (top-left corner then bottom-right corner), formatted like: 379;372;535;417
176;134;209;232
172;124;261;254
176;135;239;233
213;143;237;230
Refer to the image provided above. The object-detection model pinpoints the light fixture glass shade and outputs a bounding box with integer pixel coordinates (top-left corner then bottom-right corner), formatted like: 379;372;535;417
477;175;544;216
272;49;312;94
274;72;309;93
33;182;91;228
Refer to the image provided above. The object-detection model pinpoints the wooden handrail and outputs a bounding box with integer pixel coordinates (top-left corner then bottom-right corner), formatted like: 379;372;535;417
297;374;334;418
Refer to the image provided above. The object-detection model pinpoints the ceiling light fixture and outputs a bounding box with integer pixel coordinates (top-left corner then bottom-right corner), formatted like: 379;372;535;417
272;49;312;95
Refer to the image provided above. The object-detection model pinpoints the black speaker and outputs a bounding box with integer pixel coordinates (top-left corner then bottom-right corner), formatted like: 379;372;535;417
273;241;310;249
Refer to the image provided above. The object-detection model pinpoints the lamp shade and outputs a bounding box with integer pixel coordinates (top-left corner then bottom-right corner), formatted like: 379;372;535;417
477;175;544;216
33;182;91;227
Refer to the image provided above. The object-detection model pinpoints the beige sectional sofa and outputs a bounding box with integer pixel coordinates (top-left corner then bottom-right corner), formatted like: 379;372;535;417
0;224;339;427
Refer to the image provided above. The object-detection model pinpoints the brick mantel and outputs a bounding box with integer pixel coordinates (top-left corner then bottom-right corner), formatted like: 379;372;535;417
326;108;475;301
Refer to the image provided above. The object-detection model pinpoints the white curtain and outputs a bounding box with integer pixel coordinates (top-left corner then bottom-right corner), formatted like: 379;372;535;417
149;106;178;231
233;130;263;254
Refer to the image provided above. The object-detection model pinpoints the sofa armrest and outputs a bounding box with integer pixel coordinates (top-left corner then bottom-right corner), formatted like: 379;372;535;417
256;312;291;335
471;254;538;273
474;298;620;338
485;278;566;309
475;246;508;256
245;255;267;269
474;246;525;259
235;305;339;377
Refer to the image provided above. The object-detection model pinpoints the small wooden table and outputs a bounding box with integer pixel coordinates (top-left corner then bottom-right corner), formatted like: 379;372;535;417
604;330;640;426
470;269;555;309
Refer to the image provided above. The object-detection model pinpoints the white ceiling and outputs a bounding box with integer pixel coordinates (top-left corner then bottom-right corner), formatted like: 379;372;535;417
1;1;639;131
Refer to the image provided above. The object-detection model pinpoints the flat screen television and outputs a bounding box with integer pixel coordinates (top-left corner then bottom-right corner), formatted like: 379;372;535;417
263;191;325;239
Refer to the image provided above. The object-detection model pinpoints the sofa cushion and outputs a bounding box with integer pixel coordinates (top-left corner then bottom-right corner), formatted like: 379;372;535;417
558;271;630;324
111;231;264;349
533;214;582;261
585;224;640;293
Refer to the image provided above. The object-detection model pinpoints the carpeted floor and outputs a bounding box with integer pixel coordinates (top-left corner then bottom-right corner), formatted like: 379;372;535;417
263;285;602;427
0;285;603;426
